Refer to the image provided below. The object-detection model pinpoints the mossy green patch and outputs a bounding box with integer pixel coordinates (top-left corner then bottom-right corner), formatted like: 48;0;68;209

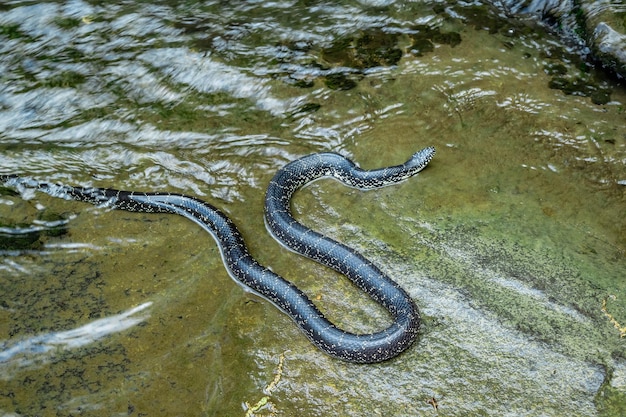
292;78;314;88
324;73;357;90
0;24;23;40
53;17;81;30
41;71;87;89
0;186;19;197
37;211;69;238
596;381;626;416
353;29;402;68
460;4;506;34
290;102;321;117
409;25;462;56
548;75;612;104
0;223;42;251
409;37;434;56
544;62;568;76
320;28;402;71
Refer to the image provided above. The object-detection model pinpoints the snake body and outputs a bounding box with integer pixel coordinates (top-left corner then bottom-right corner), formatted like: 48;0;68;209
1;147;434;363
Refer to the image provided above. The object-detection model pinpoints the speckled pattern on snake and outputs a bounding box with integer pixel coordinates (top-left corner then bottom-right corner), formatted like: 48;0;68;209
0;147;435;363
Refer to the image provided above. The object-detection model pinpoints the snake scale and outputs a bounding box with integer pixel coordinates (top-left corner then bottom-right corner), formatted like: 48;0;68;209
1;146;435;363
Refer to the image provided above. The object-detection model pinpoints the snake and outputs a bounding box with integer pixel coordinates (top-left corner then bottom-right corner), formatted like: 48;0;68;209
0;146;435;363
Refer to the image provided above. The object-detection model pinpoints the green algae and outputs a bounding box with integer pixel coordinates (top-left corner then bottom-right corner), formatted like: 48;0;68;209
548;75;612;104
598;384;626;416
319;28;404;90
0;23;24;40
52;16;81;30
324;72;358;90
408;25;462;56
0;223;42;251
0;190;68;249
40;71;87;89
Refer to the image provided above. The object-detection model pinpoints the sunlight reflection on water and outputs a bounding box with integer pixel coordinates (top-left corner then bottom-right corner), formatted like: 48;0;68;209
0;302;152;377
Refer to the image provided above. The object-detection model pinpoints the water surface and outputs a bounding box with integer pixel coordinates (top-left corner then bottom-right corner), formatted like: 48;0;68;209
1;1;625;416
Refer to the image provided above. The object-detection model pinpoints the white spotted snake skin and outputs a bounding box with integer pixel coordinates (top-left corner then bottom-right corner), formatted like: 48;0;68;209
1;147;435;363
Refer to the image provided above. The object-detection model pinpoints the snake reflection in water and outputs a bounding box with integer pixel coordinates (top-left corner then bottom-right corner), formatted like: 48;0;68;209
0;147;435;363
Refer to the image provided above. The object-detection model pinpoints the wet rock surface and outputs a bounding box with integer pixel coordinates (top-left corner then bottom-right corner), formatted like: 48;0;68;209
494;0;626;79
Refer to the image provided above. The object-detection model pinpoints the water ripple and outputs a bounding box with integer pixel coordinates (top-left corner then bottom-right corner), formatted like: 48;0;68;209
0;302;152;379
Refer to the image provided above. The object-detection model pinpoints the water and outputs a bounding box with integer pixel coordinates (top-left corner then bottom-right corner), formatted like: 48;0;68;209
1;1;625;416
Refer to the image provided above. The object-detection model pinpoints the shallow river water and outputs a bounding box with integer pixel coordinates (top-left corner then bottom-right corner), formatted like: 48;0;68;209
1;1;625;416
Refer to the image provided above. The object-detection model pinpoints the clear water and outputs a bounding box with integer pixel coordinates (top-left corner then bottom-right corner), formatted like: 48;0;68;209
0;1;625;416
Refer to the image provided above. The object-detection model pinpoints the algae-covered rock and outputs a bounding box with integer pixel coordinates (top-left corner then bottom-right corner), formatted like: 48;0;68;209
37;210;69;238
548;75;611;104
324;73;357;90
353;29;402;67
317;28;404;90
321;28;403;70
408;24;462;56
0;186;68;248
0;211;68;250
0;222;42;251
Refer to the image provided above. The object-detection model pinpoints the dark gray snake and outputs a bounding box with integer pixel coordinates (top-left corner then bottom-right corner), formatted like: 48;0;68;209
1;147;435;363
